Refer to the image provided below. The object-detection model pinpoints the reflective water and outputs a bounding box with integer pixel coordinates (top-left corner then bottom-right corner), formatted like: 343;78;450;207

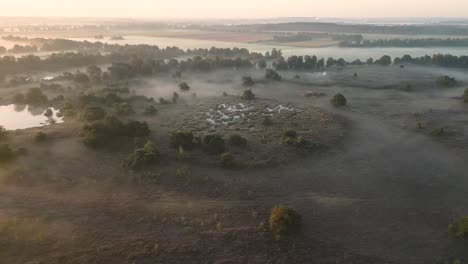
72;35;468;61
0;104;64;130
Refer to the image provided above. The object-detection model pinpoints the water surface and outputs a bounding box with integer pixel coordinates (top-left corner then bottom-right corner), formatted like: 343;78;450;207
0;104;63;130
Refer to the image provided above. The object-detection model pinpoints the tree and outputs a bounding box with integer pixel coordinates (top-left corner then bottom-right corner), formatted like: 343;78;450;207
269;205;302;240
25;88;48;105
376;55;392;66
331;93;347;107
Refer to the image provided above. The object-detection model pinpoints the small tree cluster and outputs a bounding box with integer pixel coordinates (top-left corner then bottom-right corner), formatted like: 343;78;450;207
228;134;247;147
241;89;255;100
143;105;158;115
269;205;302;240
0;126;7;140
0;144;15;162
436;75;457;87
125;141;159;170
113;102;135;116
242;76;255;87
170;131;195;150
178;82;190;92
265;69;282;81
13;88;48;105
202;134;225;154
449;216;468;239
82;106;106;122
81;116;150;148
34;132;48;142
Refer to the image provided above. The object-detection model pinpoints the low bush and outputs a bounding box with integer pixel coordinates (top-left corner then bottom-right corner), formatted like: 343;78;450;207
220;152;236;168
228;134;247;147
330;93;347;107
25;88;48;105
449;216;468;239
262;116;273;126
431;127;445;136
34;132;47;142
269;205;302;240
159;97;171;104
0;144;15;162
202;134;225;154
172;92;179;103
178;82;190;92
241;89;255;100
463;88;468;103
113;102;135;116
12;93;25;104
0;126;7;140
124;120;150;137
170;131;195;150
82;106;106;122
265;69;282;81
143;105;158;115
242;76;255;87
436;75;457;87
81;116;149;148
126;141;159;170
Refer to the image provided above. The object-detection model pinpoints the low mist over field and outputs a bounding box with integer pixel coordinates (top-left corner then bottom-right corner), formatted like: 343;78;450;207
1;2;468;264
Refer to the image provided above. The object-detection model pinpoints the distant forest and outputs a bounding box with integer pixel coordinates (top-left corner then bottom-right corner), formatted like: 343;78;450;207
340;38;468;47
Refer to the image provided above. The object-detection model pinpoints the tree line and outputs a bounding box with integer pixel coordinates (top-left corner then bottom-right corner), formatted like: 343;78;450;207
340;38;468;47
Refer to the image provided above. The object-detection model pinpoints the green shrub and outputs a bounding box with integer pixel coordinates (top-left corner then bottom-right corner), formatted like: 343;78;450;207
262;116;273;126
172;92;179;103
283;129;297;139
431;127;445;136
463;88;468;103
242;76;255;87
220;152;235;167
241;89;255;100
330;93;347;107
44;108;53;117
126;141;159;170
178;82;190;91
82;106;106;122
228;134;247;147
81;117;149;148
159;97;171;104
202;134;225;154
34;132;47;142
113;102;135;116
269;205;302;240
25;88;48;105
449;216;468;238
0;144;15;162
436;75;457;87
0;126;7;140
265;69;282;81
143;105;158;115
12;93;25;104
170;131;195;150
124;120;150;137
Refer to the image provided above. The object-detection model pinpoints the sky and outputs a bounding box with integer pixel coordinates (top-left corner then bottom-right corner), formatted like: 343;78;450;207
1;0;467;19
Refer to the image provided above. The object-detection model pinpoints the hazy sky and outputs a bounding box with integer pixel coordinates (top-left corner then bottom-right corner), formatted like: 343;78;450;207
1;0;467;19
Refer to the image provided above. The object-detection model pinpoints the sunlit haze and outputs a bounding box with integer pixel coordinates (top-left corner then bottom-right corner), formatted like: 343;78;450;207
1;0;467;19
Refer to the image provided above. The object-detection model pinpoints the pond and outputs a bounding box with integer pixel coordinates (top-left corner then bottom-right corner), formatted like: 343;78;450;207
0;104;64;130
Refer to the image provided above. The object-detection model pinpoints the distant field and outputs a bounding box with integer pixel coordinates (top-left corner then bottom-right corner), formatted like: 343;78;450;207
1;30;274;43
140;30;274;43
260;38;340;48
